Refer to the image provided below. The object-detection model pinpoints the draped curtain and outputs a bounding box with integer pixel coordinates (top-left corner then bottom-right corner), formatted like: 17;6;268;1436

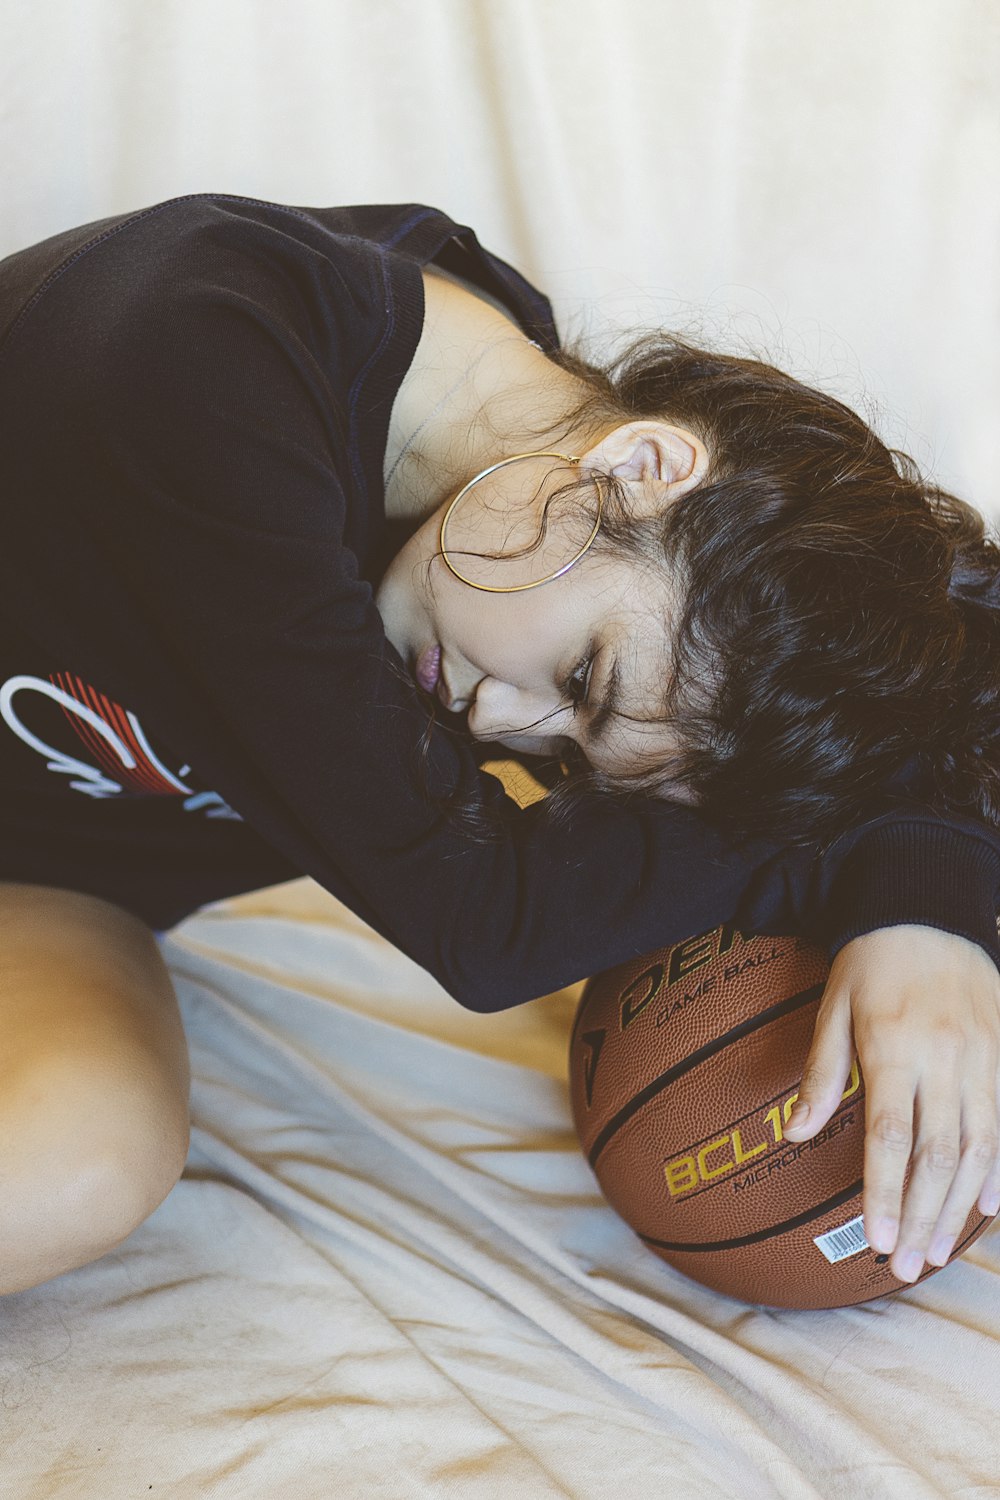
4;0;998;515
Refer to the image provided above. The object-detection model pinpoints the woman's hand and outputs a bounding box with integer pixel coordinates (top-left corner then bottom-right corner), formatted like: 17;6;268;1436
782;924;1000;1284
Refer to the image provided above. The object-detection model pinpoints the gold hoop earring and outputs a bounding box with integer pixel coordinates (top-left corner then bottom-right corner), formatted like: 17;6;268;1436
438;450;603;593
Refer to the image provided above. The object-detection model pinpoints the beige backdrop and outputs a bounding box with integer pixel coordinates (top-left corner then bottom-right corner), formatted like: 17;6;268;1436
3;0;998;516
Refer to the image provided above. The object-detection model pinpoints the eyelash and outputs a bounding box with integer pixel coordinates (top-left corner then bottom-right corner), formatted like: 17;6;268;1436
566;655;594;714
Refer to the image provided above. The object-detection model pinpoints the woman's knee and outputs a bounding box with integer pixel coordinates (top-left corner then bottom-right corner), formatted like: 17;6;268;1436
0;883;192;1296
0;1052;189;1297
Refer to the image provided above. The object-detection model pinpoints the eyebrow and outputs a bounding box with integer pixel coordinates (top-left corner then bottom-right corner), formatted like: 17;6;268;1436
587;651;623;745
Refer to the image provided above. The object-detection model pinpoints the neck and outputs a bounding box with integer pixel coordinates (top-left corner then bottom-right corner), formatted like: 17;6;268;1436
383;268;607;525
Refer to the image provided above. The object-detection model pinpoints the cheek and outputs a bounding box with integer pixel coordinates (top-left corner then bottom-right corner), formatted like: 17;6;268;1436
438;585;540;678
375;528;443;643
374;567;422;664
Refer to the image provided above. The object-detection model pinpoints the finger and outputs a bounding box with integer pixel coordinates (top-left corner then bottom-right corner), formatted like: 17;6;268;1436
923;1079;1000;1266
979;1182;1000;1219
978;1059;1000;1221
887;1064;963;1283
783;986;855;1141
860;1058;916;1261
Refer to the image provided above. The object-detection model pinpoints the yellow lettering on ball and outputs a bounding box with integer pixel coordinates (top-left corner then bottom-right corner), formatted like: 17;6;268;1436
841;1059;860;1100
731;1127;767;1165
664;1156;699;1197
697;1135;733;1181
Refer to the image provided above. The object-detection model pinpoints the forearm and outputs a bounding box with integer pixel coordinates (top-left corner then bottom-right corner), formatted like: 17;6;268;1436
326;763;1000;1010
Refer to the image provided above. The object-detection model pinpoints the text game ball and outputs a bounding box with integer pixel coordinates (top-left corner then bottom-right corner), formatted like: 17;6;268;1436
569;925;995;1309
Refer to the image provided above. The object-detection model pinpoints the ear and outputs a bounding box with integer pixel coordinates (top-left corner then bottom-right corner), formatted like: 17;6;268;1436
579;421;709;509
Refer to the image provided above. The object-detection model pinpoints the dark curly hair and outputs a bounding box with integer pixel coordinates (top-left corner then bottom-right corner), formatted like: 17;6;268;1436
412;332;1000;849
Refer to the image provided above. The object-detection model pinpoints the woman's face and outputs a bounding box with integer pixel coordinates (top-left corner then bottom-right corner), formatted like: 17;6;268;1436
376;460;685;777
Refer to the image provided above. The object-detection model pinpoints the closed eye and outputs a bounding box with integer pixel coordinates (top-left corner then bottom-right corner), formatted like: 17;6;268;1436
565;653;594;714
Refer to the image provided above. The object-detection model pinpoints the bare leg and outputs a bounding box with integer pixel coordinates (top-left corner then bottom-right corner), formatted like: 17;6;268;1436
0;883;190;1296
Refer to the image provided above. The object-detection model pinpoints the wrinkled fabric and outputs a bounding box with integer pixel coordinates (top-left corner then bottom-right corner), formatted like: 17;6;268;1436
2;881;997;1499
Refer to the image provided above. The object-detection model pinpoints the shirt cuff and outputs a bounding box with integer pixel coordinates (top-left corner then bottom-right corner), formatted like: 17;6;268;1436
825;820;1000;974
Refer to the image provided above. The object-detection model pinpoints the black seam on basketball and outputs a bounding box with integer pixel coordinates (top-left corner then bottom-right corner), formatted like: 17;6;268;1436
586;981;825;1169
639;1201;989;1262
638;1177;863;1252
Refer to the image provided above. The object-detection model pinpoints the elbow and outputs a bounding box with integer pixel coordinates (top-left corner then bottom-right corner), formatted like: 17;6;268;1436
435;957;542;1014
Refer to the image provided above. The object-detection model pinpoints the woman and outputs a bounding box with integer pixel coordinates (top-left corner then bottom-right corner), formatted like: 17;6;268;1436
1;193;997;1296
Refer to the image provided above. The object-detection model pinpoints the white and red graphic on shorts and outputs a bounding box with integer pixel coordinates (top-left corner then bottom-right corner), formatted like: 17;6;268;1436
0;670;240;820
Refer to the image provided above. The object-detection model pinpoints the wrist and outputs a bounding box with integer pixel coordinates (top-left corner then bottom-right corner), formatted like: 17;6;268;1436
826;820;1000;977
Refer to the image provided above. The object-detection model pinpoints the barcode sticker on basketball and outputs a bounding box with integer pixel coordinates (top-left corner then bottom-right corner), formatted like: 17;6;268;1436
813;1214;870;1264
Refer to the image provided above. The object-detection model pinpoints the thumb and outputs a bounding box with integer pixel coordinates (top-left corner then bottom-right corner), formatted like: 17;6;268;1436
782;985;855;1140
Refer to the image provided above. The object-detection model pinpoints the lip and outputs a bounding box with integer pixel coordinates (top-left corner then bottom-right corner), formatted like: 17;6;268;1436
415;642;442;694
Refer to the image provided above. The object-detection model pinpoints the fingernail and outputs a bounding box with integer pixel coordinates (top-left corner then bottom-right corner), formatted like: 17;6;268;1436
983;1194;1000;1218
896;1250;923;1282
927;1234;954;1266
786;1102;810;1131
871;1217;897;1254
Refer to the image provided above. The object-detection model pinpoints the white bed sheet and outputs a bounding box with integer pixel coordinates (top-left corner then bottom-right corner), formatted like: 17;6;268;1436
2;877;999;1499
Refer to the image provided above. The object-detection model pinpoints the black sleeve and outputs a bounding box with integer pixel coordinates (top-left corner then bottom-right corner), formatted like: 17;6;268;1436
82;247;1000;1010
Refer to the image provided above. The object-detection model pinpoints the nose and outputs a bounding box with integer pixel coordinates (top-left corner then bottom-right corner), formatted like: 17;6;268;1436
466;677;559;741
465;676;515;738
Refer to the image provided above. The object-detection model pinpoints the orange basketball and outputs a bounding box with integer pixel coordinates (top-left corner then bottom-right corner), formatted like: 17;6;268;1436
569;924;995;1309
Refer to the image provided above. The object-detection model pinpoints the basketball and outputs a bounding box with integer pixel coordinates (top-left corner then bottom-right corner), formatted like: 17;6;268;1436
569;924;995;1309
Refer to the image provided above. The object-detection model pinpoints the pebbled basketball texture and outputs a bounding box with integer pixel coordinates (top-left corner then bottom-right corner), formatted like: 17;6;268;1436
569;924;996;1310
